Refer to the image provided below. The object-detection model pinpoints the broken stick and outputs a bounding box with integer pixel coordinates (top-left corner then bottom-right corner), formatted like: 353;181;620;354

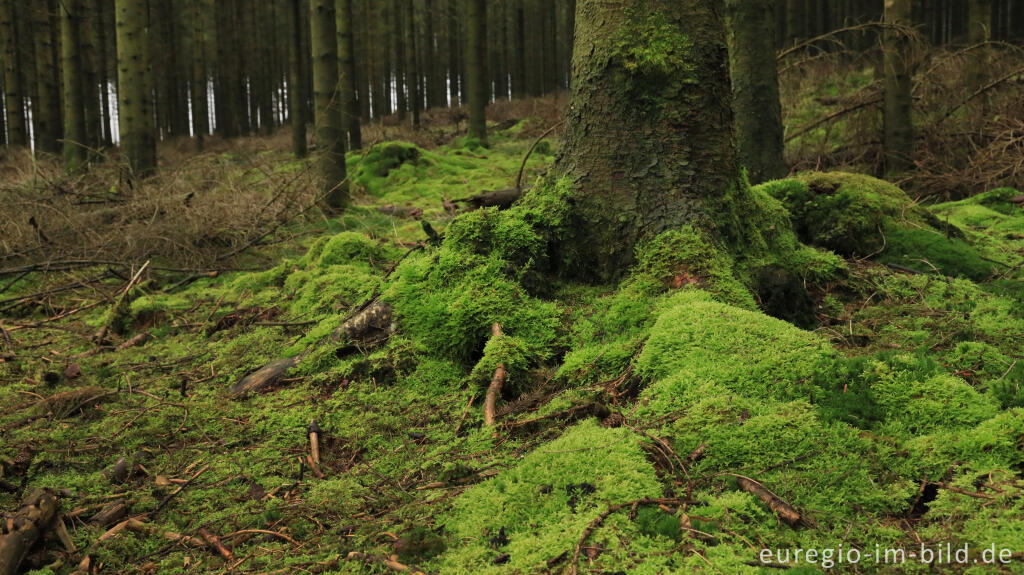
483;323;506;426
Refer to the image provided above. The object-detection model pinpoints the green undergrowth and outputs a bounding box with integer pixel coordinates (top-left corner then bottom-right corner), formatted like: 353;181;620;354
3;145;1024;575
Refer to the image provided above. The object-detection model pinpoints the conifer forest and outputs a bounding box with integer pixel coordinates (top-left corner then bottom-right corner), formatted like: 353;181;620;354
2;0;1024;573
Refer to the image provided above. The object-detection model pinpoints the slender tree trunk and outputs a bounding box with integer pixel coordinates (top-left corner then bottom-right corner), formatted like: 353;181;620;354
289;0;307;157
0;0;26;146
967;0;992;114
882;0;913;174
311;0;348;211
404;0;421;127
33;1;62;154
81;0;102;151
337;0;362;148
115;0;157;176
510;0;525;98
464;0;486;140
556;0;742;281
97;0;114;146
726;0;786;184
61;0;87;170
190;0;209;150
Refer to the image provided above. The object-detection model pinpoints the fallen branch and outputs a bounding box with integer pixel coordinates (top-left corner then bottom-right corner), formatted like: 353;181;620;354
483;323;506;426
733;475;801;526
198;528;235;565
0;489;60;575
148;464;209;519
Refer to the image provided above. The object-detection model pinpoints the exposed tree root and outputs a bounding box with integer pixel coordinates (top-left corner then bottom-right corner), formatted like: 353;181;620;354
502;402;611;437
483;323;506;426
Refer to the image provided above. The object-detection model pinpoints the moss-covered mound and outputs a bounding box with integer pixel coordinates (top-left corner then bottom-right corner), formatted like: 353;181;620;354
759;172;1001;280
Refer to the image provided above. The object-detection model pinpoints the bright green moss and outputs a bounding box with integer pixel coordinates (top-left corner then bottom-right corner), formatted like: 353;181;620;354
636;290;835;405
877;226;997;281
433;420;661;574
633;226;756;309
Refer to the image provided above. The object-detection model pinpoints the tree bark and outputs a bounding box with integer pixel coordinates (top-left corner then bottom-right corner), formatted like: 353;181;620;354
311;0;348;211
555;0;742;281
882;0;913;174
464;0;487;141
61;0;87;170
337;0;362;149
115;0;157;176
726;0;786;184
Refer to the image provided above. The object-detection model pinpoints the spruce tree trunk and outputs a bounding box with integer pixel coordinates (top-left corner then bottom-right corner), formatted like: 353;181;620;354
882;0;913;174
391;0;407;121
33;2;62;154
0;0;26;146
726;0;786;184
464;0;486;141
337;0;362;148
311;0;348;211
556;0;742;281
115;0;157;176
289;0;307;157
61;0;87;170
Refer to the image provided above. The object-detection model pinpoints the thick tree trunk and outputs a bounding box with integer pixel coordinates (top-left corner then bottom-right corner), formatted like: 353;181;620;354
115;0;157;176
337;0;362;149
882;0;913;174
81;0;103;150
311;0;348;211
289;0;307;157
0;0;27;146
61;0;87;170
726;0;786;184
556;0;742;281
464;0;487;141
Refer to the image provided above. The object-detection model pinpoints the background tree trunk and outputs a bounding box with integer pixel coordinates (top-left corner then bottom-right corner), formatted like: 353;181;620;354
464;0;486;141
967;0;992;114
115;0;157;176
33;1;62;154
556;0;742;282
726;0;786;184
882;0;913;174
61;0;87;169
337;0;362;149
311;0;348;211
289;0;307;157
0;0;27;146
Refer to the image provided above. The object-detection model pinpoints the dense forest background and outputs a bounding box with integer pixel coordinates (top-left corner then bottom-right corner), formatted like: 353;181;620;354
1;0;1022;190
2;1;1024;574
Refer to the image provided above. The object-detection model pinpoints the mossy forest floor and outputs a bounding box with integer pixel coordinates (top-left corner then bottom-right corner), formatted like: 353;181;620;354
2;120;1024;575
